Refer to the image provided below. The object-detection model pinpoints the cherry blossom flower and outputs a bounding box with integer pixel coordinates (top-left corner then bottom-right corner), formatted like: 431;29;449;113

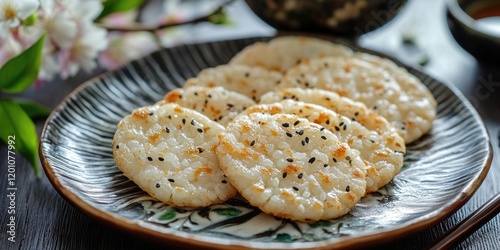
0;0;39;27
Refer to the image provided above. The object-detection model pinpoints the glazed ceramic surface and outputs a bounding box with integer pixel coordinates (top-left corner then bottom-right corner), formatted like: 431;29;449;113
40;36;492;249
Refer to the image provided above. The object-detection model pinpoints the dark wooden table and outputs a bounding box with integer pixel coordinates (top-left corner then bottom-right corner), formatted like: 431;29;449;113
1;0;499;249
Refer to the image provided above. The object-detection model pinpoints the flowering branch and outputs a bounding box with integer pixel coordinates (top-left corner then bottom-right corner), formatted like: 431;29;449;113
98;0;234;32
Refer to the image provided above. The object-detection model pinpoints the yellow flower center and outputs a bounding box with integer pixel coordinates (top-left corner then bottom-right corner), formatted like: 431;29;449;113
4;5;16;20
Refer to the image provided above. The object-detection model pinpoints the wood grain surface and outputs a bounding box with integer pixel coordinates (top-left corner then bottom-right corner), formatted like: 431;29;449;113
1;0;499;249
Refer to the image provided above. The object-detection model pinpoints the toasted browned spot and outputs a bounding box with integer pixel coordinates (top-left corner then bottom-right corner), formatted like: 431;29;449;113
174;106;183;113
375;150;390;158
194;167;213;181
333;145;347;158
345;192;356;202
260;167;271;176
271;130;279;137
284;164;301;174
313;112;330;124
209;106;222;115
132;110;148;120
148;133;160;143
164;92;181;102
353;169;364;179
317;171;331;184
251;184;265;193
281;190;294;200
242;124;251;133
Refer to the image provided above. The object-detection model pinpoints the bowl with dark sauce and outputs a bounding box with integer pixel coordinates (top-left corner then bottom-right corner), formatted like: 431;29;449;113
244;0;408;37
447;0;500;64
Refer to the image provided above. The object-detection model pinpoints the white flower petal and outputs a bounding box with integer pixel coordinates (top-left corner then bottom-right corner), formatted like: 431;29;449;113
45;12;77;49
16;0;40;19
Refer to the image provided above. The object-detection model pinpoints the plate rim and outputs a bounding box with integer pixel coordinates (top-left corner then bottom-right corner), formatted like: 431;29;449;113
39;35;493;249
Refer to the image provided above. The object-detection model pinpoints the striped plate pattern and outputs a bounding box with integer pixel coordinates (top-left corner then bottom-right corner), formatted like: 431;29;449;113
40;37;492;249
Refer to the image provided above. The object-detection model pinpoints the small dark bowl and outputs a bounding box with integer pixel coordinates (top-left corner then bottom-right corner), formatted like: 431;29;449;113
447;0;500;64
245;0;408;37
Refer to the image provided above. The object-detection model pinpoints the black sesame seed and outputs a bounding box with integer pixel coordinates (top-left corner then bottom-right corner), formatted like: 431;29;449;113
221;180;228;184
250;140;256;146
194;92;198;96
324;164;328;168
227;103;234;108
158;157;164;161
370;140;375;143
147;157;153;161
276;80;282;84
373;105;378;110
343;124;347;130
320;127;326;131
282;123;290;127
286;132;293;137
293;186;299;191
218;115;223;121
296;59;302;65
326;119;330;125
325;97;331;101
308;157;316;164
197;147;204;153
149;112;154;116
182;118;186;124
115;144;119;149
168;115;172;119
286;158;293;162
283;172;287;178
208;94;212;98
339;122;344;126
204;99;208;104
298;173;303;179
301;140;305;146
191;119;195;125
296;130;304;135
305;137;310;143
304;82;310;87
197;128;203;133
321;136;327;140
354;111;359;116
333;158;337;162
165;127;170;133
346;185;350;192
345;156;351;161
168;178;175;183
294;120;300;126
244;72;250;78
155;183;160;188
335;126;340;131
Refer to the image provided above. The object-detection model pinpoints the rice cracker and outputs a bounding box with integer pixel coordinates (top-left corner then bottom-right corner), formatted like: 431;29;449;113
113;102;237;207
216;112;367;221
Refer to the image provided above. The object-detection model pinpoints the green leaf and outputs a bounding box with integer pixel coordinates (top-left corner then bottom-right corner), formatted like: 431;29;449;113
0;99;39;175
0;34;45;93
15;99;51;119
276;233;293;243
208;10;233;25
308;220;332;228
98;0;144;19
212;207;242;217
158;210;176;221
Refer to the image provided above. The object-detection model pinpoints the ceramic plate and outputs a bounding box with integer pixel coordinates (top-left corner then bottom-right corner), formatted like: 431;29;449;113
40;36;492;249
